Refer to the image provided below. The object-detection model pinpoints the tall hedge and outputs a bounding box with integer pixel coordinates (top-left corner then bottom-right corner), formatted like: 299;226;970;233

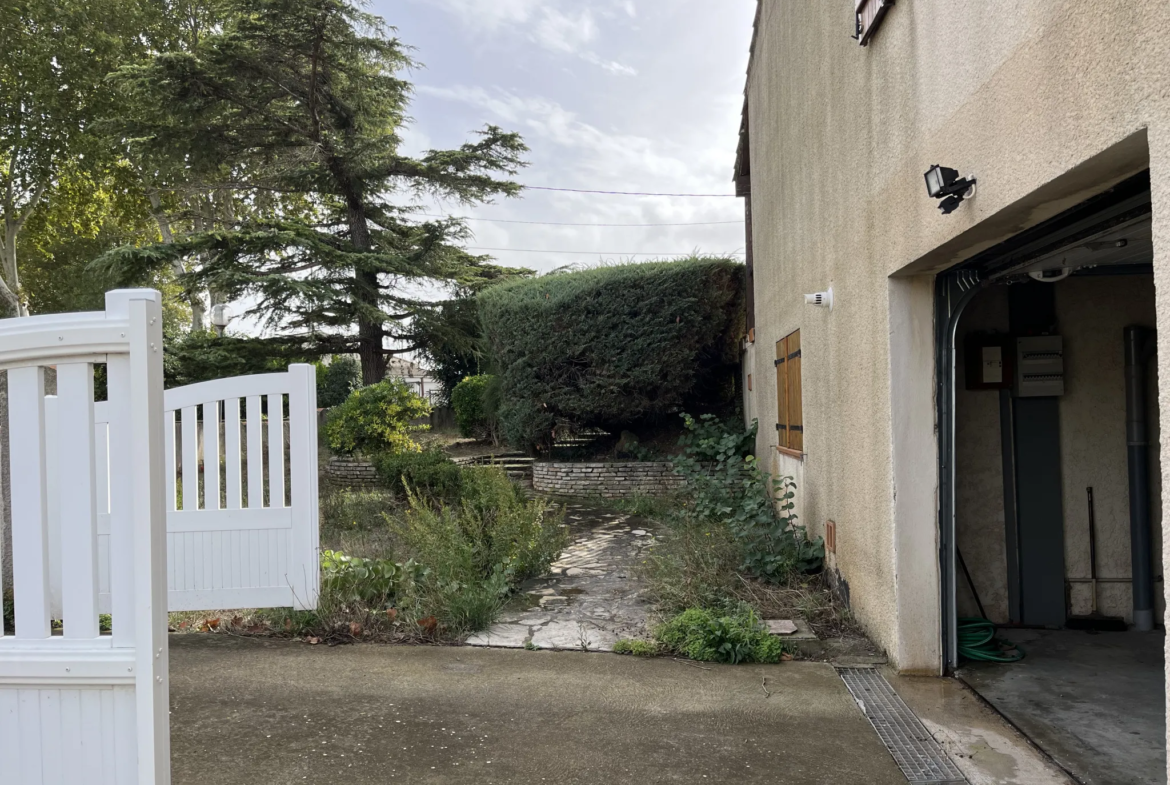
478;257;745;450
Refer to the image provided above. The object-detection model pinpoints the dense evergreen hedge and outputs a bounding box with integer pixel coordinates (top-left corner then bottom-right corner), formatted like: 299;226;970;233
478;257;745;451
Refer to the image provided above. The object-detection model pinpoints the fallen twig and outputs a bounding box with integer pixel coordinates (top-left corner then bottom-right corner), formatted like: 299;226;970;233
671;657;712;670
761;675;772;698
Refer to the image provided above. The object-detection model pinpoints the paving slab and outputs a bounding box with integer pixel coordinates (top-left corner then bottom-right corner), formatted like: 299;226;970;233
169;635;908;785
472;503;659;651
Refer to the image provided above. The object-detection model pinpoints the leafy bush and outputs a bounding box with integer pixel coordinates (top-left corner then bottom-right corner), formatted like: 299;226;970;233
388;467;568;633
656;606;788;664
320;550;427;608
451;374;498;440
317;356;362;408
672;414;824;582
613;639;659;656
324;379;431;455
478;257;745;451
372;448;464;501
163;328;308;388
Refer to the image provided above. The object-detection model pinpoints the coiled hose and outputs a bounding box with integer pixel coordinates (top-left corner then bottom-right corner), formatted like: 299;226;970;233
958;618;1025;663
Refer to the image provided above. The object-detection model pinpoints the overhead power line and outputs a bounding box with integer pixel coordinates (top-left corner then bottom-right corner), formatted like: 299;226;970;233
420;213;743;228
521;185;739;198
467;246;746;257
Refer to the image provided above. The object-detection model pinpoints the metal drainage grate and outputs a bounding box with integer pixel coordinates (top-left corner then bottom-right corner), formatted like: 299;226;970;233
838;668;968;785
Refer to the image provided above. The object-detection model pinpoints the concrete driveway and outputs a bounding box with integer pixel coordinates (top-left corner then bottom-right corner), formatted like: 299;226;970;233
170;635;906;784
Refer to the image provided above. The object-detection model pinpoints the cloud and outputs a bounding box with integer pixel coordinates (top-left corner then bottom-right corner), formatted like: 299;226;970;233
417;0;636;76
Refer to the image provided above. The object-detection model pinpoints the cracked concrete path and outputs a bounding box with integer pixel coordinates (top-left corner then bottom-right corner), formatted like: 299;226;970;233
169;635;908;785
465;503;656;652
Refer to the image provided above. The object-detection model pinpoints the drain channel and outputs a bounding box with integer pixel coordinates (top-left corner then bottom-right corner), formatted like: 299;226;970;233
838;668;968;785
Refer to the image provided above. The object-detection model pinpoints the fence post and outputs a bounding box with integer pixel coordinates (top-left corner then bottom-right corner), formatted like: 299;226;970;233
287;364;319;611
107;288;171;785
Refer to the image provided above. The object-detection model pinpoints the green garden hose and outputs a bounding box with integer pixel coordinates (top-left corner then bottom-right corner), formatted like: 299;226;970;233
958;618;1025;663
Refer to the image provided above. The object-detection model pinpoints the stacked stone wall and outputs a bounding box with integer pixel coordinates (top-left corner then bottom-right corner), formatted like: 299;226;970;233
324;455;381;489
532;462;684;498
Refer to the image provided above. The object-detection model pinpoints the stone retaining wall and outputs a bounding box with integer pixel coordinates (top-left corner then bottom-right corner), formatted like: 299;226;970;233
532;461;684;498
324;455;381;489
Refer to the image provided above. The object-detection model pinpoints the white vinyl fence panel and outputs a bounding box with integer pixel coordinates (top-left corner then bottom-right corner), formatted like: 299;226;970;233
0;289;171;785
46;365;320;616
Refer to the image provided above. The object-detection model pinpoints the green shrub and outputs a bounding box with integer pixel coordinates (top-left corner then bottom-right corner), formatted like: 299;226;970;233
451;374;497;440
372;448;464;501
324;379;431;455
317;356;362;408
320;487;398;536
388;467;568;633
163;328;308;388
656;606;788;664
613;639;659;657
320;550;427;608
672;414;825;582
478;257;745;451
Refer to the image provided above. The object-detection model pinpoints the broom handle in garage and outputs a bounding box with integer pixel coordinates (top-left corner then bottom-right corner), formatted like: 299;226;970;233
1087;486;1098;614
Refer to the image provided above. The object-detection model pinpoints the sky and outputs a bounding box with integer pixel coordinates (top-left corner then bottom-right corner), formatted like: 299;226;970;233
370;0;757;275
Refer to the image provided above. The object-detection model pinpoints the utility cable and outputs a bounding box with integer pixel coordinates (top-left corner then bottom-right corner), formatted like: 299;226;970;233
521;185;738;198
466;246;745;256
419;214;743;228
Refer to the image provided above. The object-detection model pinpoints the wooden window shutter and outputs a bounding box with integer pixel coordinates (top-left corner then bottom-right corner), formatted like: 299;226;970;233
775;338;787;444
788;330;802;452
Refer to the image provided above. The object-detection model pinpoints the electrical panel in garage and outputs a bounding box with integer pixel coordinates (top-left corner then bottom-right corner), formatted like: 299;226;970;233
1016;336;1065;397
964;333;1014;390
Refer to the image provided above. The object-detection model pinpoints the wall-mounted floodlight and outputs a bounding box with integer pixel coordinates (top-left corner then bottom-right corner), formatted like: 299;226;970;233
924;164;976;215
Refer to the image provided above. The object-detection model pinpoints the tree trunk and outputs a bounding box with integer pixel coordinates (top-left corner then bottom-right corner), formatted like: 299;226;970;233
346;199;385;385
1;219;28;317
148;190;206;331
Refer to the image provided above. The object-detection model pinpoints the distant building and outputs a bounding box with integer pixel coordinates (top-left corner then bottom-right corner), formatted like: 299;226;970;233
385;357;441;404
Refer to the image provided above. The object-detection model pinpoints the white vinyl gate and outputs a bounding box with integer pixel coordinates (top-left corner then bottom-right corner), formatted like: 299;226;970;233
0;289;171;784
45;366;321;615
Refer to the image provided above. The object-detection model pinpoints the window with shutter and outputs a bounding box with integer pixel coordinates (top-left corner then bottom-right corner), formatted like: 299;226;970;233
775;329;803;457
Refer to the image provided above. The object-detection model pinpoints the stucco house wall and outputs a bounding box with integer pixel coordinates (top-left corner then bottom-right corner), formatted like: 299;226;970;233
743;0;1170;672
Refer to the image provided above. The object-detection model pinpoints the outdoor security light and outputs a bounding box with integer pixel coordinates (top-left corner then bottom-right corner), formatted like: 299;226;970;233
924;164;976;214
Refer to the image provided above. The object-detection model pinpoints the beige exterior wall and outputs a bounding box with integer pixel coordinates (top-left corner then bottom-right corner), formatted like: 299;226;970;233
743;0;1170;672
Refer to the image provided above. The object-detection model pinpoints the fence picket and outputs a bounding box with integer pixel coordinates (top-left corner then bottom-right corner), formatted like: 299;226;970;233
205;400;221;511
246;396;264;508
267;394;285;508
56;363;100;639
181;406;199;511
9;366;51;640
224;398;242;509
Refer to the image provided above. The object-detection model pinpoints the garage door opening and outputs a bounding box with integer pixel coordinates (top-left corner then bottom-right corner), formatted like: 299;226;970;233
937;171;1165;783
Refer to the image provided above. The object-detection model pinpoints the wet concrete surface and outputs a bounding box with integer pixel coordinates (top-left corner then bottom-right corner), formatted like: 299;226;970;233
959;629;1166;785
885;667;1075;785
465;504;656;652
169;635;908;784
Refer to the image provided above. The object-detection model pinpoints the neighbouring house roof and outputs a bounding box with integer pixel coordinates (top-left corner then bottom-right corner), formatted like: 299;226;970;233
385;356;432;379
732;0;761;195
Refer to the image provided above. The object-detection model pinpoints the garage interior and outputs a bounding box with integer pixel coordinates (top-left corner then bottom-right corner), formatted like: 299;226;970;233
944;171;1166;785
